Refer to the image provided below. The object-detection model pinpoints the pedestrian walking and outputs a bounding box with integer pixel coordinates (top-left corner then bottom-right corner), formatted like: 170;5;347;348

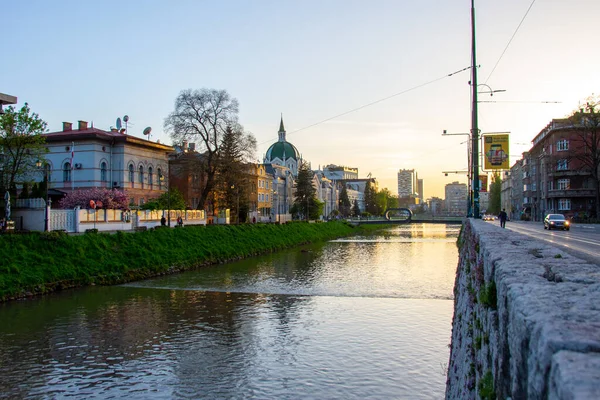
498;209;508;228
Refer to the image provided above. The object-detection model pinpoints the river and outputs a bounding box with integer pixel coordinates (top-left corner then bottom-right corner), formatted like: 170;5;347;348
0;223;459;399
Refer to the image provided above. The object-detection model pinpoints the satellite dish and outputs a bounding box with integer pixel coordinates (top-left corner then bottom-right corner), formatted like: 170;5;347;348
123;115;129;123
116;118;122;130
143;127;152;136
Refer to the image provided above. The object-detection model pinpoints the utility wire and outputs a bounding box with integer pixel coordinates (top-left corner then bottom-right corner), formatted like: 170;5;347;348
257;66;471;147
484;0;537;84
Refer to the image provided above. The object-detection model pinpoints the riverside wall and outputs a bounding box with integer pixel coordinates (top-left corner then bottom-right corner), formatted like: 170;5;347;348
446;219;600;399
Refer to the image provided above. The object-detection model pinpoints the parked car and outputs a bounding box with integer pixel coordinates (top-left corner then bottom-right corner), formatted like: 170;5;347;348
482;214;495;221
543;214;570;231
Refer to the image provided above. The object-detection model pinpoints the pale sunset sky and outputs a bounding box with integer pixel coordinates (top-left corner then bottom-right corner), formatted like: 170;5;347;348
3;0;599;198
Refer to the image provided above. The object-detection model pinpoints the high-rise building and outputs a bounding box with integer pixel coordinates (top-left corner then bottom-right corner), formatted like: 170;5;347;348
445;181;468;216
417;177;424;204
397;169;415;198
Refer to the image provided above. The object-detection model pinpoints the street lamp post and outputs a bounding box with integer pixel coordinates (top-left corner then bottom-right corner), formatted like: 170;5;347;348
160;175;170;226
36;160;50;232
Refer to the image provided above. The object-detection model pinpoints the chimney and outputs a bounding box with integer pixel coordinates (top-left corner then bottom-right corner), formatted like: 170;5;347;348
120;128;126;134
188;142;196;152
63;122;72;131
182;140;188;152
78;120;88;130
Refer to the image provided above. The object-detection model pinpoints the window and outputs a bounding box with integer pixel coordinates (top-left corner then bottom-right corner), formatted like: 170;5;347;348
138;165;144;188
157;168;163;189
556;139;569;151
532;183;537;192
63;162;72;182
266;181;269;189
266;194;269;202
558;198;571;211
557;159;568;171
547;181;553;191
128;164;134;187
148;167;153;189
557;179;570;190
100;162;107;182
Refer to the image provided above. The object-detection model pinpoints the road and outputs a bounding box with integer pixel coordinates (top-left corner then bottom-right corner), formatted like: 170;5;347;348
483;220;600;265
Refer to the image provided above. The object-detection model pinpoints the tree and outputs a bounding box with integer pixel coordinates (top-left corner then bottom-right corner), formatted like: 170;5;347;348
214;125;256;223
352;199;361;217
58;188;129;210
488;172;501;214
293;161;320;220
375;188;396;216
363;181;379;215
339;186;351;217
0;103;48;197
164;88;240;210
568;96;600;217
140;188;186;211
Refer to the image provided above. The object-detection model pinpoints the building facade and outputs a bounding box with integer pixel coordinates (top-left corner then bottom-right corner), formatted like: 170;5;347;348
445;181;468;216
43;121;173;206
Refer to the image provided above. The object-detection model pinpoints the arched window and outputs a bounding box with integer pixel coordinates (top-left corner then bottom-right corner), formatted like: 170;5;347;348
138;165;144;189
148;167;153;189
128;164;134;188
100;162;107;183
63;162;72;182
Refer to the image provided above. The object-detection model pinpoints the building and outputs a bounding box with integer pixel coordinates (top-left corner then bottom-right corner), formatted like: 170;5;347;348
397;169;415;198
42;121;173;206
445;181;468;216
264;117;301;176
416;176;424;204
526;118;597;220
322;164;359;180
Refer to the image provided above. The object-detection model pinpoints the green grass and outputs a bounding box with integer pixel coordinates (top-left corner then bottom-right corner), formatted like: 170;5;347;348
0;221;379;301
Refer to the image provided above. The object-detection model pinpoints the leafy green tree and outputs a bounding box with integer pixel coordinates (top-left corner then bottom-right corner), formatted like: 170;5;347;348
339;186;351;217
141;188;186;211
375;188;396;216
364;181;379;215
488;172;501;214
293;161;320;220
568;96;600;217
352;199;361;217
0;103;47;198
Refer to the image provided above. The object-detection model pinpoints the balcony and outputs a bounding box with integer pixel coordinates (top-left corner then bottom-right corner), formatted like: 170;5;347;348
549;170;588;177
547;188;595;198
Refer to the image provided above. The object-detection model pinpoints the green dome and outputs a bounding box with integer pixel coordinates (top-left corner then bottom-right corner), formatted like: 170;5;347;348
265;141;299;161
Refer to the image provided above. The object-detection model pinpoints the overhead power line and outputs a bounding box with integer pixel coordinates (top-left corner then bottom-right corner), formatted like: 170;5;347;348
257;66;472;147
484;0;537;84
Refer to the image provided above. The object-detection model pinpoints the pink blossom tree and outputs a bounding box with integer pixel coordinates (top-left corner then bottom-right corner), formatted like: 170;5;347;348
58;188;130;209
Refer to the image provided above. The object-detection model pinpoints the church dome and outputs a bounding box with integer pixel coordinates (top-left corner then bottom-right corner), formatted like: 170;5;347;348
264;116;300;162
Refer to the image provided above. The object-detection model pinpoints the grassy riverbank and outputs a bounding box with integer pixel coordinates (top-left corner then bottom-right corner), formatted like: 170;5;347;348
0;221;382;301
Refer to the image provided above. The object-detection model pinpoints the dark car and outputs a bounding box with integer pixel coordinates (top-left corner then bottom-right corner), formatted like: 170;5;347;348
544;214;570;231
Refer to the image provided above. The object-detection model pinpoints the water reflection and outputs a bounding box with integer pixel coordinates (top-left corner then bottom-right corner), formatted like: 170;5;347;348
0;223;458;399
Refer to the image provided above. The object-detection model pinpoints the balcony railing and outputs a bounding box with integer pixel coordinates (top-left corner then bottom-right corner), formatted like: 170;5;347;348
547;188;595;198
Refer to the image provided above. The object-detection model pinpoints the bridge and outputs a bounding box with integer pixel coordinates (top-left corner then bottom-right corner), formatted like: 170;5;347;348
348;209;464;225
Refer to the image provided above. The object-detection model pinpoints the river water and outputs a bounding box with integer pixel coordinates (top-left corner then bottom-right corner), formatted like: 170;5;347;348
0;223;459;399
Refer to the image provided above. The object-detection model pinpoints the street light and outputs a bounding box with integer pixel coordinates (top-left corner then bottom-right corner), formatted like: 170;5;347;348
35;160;50;231
230;184;239;224
160;174;170;226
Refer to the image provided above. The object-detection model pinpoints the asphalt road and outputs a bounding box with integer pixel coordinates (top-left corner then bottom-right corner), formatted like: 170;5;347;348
483;219;600;265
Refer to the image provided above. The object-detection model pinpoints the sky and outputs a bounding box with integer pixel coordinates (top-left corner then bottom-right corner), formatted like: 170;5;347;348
3;0;600;198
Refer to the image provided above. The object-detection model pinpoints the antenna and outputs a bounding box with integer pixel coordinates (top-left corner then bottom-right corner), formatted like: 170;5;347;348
143;126;152;140
116;117;122;130
123;115;129;134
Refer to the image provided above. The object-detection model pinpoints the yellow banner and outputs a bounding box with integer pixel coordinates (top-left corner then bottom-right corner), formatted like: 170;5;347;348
483;134;509;170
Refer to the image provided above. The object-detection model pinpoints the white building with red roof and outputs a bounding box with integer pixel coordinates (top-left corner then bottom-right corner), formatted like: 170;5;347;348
42;120;173;207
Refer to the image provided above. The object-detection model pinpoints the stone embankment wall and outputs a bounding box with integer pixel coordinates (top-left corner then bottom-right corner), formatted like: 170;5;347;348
446;220;600;399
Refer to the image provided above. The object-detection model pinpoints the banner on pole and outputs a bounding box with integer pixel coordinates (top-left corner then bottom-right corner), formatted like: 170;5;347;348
483;134;509;170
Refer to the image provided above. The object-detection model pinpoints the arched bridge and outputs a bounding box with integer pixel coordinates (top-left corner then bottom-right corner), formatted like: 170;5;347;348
384;208;412;222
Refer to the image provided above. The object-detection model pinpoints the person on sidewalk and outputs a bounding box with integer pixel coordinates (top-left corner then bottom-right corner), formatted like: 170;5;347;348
498;209;508;228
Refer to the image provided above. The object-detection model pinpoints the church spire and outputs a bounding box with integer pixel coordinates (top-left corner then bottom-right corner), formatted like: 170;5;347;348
278;114;286;142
